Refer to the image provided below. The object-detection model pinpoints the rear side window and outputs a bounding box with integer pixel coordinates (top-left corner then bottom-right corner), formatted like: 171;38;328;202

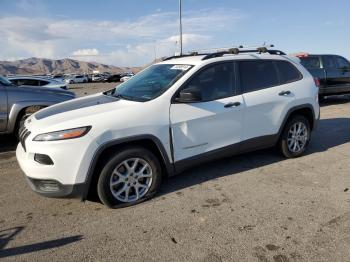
239;60;279;93
300;57;321;69
322;56;337;69
276;61;302;84
39;80;49;86
18;79;40;86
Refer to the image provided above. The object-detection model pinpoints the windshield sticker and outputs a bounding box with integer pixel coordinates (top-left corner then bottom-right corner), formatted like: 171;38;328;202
171;65;191;71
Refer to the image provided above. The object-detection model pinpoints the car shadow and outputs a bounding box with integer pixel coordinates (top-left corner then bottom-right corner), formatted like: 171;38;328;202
320;95;350;107
0;135;17;154
159;117;350;196
0;226;83;259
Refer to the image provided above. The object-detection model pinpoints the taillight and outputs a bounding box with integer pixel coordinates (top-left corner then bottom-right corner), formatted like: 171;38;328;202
314;78;320;88
296;52;309;58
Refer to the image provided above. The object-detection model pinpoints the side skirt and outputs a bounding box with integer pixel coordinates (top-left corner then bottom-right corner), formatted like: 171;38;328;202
173;134;278;174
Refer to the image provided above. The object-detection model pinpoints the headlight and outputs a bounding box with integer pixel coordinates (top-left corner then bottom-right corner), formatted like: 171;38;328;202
33;126;91;141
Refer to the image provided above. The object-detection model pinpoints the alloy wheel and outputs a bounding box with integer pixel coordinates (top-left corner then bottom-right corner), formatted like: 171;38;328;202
109;158;153;203
287;121;308;153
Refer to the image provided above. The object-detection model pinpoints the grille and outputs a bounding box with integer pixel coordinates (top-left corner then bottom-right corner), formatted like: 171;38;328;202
19;127;31;152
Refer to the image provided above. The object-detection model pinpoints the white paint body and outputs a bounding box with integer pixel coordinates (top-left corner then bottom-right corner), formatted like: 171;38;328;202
16;54;320;189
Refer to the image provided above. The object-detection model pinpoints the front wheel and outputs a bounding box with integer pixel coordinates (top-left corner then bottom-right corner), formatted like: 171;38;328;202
97;146;162;208
279;115;311;158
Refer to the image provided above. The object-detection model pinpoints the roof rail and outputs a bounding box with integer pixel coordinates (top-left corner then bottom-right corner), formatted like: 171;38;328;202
163;45;286;61
162;52;202;61
202;47;286;60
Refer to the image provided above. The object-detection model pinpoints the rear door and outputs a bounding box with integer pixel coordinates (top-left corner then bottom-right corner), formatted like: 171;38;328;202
240;60;299;143
0;81;8;131
170;62;244;162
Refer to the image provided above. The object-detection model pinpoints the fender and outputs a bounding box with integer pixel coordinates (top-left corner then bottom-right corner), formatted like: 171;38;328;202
277;103;316;137
7;101;55;133
82;134;175;200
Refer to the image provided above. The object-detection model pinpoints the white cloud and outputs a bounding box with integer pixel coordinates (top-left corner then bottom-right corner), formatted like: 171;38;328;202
0;8;246;66
72;48;100;56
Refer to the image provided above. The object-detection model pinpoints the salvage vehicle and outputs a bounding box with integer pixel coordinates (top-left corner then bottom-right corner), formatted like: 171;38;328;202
296;53;350;98
0;75;75;137
16;47;320;208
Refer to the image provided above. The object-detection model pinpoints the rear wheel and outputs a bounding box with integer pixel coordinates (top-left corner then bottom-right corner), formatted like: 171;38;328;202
279;115;311;158
97;146;162;208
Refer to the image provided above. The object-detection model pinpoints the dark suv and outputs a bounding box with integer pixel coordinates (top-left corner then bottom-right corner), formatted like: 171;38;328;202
297;54;350;98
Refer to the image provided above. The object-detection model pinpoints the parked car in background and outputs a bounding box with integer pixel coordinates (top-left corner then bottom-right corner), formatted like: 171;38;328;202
16;47;319;208
8;76;68;90
0;75;75;137
65;75;88;84
92;74;104;82
52;74;64;82
106;74;122;82
296;53;350;98
120;73;134;82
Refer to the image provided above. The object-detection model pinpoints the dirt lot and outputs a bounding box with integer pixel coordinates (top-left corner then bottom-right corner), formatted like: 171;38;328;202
1;84;350;262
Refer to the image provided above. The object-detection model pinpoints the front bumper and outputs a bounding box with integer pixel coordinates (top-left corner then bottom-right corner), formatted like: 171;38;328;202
25;176;85;198
16;131;98;199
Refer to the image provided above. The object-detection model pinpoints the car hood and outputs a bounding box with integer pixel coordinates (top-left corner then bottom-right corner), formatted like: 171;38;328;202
29;93;141;131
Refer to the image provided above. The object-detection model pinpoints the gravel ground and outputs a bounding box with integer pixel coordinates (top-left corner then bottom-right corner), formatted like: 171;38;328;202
1;84;350;262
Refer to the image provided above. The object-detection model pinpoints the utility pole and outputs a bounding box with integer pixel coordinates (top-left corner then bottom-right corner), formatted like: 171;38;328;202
179;0;183;55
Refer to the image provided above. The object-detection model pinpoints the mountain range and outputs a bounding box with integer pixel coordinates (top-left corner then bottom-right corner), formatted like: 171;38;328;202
0;57;141;76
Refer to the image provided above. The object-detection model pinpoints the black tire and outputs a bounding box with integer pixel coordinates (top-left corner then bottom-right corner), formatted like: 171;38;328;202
279;115;311;158
97;146;162;208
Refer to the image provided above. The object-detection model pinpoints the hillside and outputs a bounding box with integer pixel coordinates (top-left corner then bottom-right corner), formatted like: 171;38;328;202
0;57;141;76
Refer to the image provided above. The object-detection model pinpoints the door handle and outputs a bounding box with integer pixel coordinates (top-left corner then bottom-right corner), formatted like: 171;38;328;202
224;101;241;108
279;90;291;96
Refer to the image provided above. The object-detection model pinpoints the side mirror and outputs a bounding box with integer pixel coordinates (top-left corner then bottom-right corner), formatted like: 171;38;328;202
175;87;202;103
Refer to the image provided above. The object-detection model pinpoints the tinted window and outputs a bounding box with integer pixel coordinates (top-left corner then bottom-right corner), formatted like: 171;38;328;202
239;60;279;93
335;56;350;69
322;56;336;69
300;57;321;69
276;61;302;84
39;80;49;86
17;79;40;86
182;63;234;102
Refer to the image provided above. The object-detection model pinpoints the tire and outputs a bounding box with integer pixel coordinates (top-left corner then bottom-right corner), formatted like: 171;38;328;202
279;115;311;158
69;80;74;84
97;146;162;208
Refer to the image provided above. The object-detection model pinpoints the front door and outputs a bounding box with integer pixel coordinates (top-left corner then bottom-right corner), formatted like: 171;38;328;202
170;62;244;163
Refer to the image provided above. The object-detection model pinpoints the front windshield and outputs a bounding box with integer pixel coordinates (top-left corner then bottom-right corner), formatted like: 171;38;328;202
107;64;193;101
0;75;13;86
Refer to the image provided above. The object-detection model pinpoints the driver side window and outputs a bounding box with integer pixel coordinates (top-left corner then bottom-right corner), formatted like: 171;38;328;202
182;62;235;102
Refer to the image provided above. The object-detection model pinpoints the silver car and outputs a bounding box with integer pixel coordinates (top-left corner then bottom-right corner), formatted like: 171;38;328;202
8;76;69;90
0;75;75;137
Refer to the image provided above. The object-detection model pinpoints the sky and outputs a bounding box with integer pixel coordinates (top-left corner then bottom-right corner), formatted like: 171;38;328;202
1;0;349;66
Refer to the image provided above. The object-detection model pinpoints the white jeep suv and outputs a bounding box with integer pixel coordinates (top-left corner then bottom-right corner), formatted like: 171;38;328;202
16;48;320;208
